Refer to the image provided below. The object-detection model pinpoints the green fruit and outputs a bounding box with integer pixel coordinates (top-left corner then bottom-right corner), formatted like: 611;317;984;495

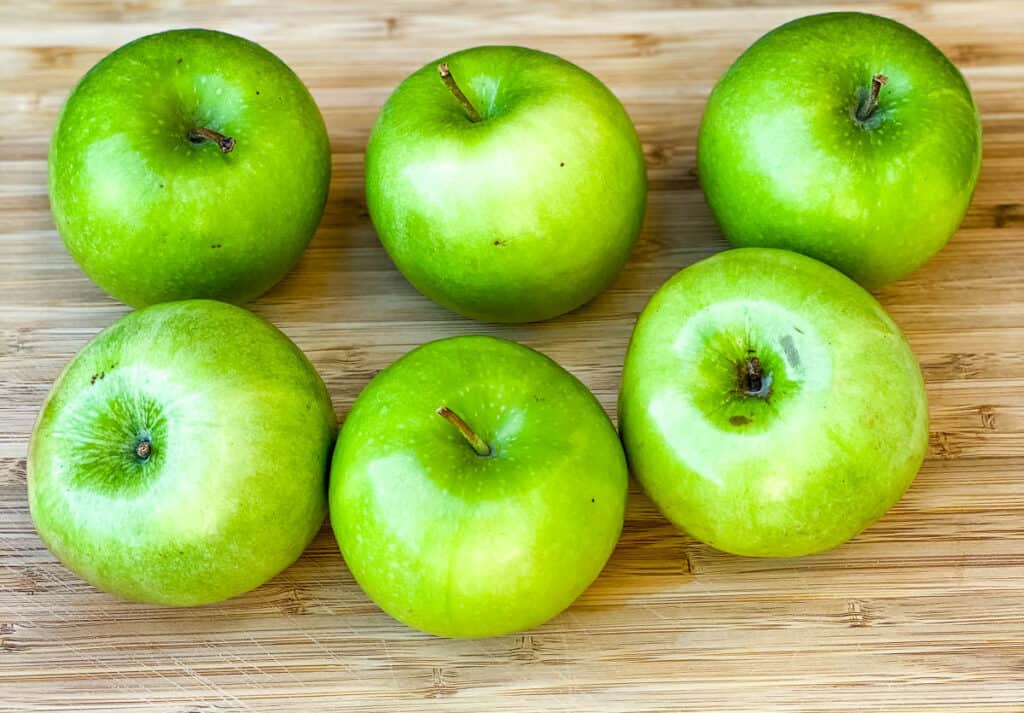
330;336;627;636
49;29;331;306
620;248;928;557
365;45;647;323
28;300;336;605
698;12;982;287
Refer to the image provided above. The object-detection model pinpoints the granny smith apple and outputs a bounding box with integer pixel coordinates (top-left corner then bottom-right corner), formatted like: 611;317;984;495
49;29;331;306
365;46;647;323
330;336;627;636
619;248;929;557
698;12;982;287
28;300;336;605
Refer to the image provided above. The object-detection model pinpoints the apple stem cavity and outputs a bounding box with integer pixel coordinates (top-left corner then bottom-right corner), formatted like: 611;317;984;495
188;127;236;153
438;63;482;123
436;406;492;457
855;74;888;122
739;355;772;399
134;438;152;461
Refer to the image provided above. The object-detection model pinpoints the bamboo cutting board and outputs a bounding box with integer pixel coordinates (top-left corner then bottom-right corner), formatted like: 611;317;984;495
2;1;1023;710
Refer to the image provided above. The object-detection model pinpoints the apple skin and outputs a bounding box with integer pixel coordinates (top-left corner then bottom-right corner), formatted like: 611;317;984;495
330;336;627;637
28;300;336;605
697;12;982;287
365;46;647;323
49;29;331;307
619;248;929;557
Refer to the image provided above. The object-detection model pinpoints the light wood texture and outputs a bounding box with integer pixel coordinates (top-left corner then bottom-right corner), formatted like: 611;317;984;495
2;1;1023;710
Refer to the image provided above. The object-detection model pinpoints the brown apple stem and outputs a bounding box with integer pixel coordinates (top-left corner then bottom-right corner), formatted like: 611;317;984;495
740;355;765;396
188;127;236;153
436;407;491;456
438;63;482;123
855;74;888;122
134;439;152;460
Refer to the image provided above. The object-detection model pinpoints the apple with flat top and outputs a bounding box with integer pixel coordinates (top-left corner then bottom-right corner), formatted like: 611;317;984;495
330;335;628;636
28;300;336;604
619;248;929;557
365;45;647;323
49;29;331;306
698;12;982;286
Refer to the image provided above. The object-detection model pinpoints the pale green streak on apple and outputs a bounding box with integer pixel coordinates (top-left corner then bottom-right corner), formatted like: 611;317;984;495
331;336;627;637
620;249;929;557
29;301;337;605
698;13;982;287
365;46;647;323
49;29;331;306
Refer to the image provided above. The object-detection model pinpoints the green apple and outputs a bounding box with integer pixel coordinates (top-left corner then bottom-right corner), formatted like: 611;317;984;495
698;12;982;287
619;248;928;557
330;336;627;636
365;46;647;323
28;300;336;605
49;29;331;307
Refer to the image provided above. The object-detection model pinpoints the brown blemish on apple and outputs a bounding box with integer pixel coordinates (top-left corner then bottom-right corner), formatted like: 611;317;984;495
493;240;507;247
89;371;105;385
211;244;222;249
729;415;750;426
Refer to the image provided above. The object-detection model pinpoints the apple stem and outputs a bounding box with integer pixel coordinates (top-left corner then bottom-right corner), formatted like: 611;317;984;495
740;355;770;398
188;127;236;153
438;63;482;123
134;439;152;460
436;407;492;457
855;74;888;122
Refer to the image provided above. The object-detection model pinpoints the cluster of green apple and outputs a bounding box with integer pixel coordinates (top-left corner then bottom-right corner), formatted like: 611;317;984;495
30;12;981;638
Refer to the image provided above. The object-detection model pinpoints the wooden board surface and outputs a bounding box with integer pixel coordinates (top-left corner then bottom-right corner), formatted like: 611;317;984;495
2;1;1023;710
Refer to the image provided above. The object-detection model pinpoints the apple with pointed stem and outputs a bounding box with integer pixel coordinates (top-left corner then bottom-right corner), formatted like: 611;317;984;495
365;46;647;323
49;29;331;306
330;335;628;636
697;12;982;286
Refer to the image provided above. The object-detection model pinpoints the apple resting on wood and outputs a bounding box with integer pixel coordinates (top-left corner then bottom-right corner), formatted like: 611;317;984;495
619;248;929;557
330;335;628;636
49;29;331;306
698;12;982;286
28;300;336;605
365;46;647;323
